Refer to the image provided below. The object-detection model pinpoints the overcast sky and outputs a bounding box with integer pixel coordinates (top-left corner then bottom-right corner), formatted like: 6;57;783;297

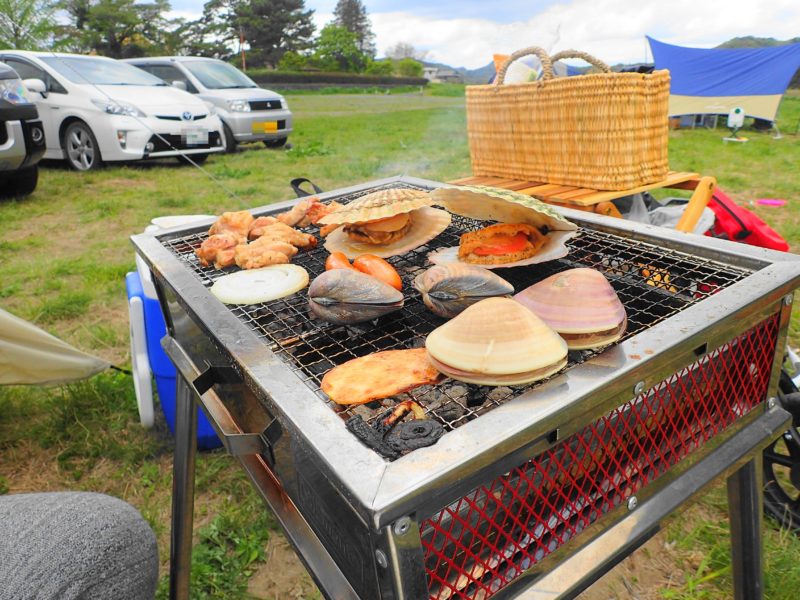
168;0;800;69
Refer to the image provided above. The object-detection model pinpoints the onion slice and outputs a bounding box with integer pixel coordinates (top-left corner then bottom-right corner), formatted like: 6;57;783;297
210;264;309;305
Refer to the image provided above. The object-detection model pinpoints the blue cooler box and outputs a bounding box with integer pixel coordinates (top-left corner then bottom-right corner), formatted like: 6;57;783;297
126;272;221;449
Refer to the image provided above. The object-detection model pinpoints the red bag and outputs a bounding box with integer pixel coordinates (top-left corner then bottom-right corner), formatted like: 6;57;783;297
706;188;790;252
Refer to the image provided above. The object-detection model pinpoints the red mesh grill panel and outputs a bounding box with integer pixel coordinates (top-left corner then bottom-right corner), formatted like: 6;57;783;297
420;314;780;600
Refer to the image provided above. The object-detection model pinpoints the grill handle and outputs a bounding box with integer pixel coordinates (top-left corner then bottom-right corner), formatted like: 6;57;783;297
162;336;281;461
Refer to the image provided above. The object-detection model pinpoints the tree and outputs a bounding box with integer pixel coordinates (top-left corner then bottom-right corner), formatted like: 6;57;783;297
385;41;427;61
332;0;374;57
201;0;315;68
396;57;422;77
312;24;365;72
365;59;393;76
0;0;58;49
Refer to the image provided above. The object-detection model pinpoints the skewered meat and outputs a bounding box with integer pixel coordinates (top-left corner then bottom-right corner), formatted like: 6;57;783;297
248;216;280;239
208;211;254;238
234;239;297;270
196;233;241;269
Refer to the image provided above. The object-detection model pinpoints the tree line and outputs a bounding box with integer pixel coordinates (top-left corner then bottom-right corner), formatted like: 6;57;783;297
0;0;425;76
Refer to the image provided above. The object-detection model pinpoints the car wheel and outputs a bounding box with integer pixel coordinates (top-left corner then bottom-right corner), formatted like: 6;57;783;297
1;166;39;198
63;121;102;171
264;137;288;149
178;153;208;165
222;123;237;153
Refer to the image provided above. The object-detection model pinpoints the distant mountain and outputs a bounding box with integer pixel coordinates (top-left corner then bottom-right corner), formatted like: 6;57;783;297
421;60;495;83
716;36;800;49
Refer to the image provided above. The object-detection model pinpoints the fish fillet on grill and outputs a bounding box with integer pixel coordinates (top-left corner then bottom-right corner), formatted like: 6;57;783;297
321;348;444;405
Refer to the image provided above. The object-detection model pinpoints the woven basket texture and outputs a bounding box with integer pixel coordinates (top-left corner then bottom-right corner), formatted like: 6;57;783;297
467;69;671;191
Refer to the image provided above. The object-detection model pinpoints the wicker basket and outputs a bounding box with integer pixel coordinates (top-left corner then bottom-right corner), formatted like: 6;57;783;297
467;47;671;191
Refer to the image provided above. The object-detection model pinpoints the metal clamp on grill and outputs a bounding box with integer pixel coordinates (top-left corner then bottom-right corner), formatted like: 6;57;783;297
131;176;800;600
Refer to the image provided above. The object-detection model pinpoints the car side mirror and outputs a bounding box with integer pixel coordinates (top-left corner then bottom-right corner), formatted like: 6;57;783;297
172;80;187;91
23;78;47;98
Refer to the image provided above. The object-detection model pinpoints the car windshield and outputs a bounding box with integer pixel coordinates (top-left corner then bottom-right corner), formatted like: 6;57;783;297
182;60;257;89
40;56;167;86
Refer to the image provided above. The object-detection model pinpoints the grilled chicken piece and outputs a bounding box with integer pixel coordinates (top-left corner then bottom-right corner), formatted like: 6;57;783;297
276;197;321;228
248;216;280;240
252;221;317;249
234;239;297;270
196;233;242;269
208;210;254;239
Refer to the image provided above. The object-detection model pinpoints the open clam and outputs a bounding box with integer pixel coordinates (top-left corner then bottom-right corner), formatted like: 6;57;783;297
320;188;451;259
425;297;568;386
413;264;514;318
514;268;627;350
308;269;404;325
428;185;578;269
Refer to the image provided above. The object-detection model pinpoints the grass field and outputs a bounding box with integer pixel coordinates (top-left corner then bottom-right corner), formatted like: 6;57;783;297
1;86;799;599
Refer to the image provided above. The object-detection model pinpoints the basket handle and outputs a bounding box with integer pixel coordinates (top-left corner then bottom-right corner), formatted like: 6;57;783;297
494;46;553;85
549;50;611;74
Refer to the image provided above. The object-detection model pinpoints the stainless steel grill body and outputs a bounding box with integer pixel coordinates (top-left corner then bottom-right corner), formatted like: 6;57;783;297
132;176;800;600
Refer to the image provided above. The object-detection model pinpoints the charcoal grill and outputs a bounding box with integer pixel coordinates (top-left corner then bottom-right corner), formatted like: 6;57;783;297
132;176;800;600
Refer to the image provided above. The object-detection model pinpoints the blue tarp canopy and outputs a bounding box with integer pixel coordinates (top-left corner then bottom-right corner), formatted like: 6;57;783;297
647;37;800;121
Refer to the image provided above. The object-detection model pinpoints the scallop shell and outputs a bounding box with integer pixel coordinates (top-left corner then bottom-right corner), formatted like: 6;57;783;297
514;268;627;349
431;185;577;232
413;264;514;318
324;207;451;259
318;188;434;225
308;269;404;325
425;297;567;386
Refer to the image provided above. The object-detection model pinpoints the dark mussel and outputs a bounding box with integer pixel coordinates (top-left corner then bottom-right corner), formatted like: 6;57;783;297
309;269;404;325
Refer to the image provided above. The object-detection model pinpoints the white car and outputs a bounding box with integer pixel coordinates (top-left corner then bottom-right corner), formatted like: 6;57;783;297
0;51;225;170
124;57;292;152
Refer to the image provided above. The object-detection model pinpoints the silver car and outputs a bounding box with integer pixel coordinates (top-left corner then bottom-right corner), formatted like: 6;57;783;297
124;57;292;152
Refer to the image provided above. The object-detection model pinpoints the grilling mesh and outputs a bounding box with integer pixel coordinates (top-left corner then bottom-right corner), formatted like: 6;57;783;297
420;313;780;600
160;182;752;450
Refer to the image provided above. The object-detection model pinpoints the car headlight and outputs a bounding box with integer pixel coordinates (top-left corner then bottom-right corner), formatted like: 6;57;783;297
91;99;146;117
0;78;32;105
227;99;250;112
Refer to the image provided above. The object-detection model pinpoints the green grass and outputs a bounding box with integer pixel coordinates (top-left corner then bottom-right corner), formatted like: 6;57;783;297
0;88;799;598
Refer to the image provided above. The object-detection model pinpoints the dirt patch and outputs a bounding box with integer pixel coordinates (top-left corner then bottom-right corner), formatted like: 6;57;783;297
248;535;321;600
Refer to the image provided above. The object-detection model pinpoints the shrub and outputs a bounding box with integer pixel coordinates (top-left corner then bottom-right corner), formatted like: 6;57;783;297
277;51;308;71
397;58;423;77
365;59;394;76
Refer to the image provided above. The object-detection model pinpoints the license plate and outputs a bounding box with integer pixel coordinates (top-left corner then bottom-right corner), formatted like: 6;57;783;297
183;129;208;146
252;121;278;133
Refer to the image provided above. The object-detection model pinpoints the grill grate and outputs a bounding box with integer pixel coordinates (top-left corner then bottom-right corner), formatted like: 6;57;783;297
159;182;753;453
419;314;780;600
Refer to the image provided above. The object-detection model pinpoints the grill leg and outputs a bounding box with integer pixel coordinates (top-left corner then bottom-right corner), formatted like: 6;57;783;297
169;375;198;600
727;457;763;600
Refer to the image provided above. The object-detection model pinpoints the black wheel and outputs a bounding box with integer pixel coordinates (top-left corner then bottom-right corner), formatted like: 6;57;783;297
222;122;237;153
62;121;102;171
1;166;38;198
177;153;208;165
264;137;288;148
763;368;800;533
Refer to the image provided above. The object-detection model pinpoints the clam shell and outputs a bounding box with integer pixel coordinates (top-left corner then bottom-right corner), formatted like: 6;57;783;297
308;269;404;325
431;185;577;232
324;207;451;259
318;188;433;225
425;297;567;385
514;268;627;349
413;264;514;318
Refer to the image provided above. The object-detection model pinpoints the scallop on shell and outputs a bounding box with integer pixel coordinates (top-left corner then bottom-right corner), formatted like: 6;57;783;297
318;187;434;225
324;206;452;259
514;268;627;350
308;269;404;325
413;264;514;318
428;185;578;268
425;297;568;386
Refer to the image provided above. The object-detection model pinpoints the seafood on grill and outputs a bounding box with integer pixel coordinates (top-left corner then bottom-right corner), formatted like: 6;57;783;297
425;297;568;386
413;263;514;318
428;185;577;269
321;348;443;405
308;269;404;325
514;268;627;349
320;187;452;258
210;264;309;305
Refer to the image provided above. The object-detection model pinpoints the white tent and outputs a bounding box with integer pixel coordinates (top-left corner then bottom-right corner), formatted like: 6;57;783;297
0;308;109;385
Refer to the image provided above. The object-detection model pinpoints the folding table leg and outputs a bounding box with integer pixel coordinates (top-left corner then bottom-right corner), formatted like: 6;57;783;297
727;457;763;600
169;375;198;600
